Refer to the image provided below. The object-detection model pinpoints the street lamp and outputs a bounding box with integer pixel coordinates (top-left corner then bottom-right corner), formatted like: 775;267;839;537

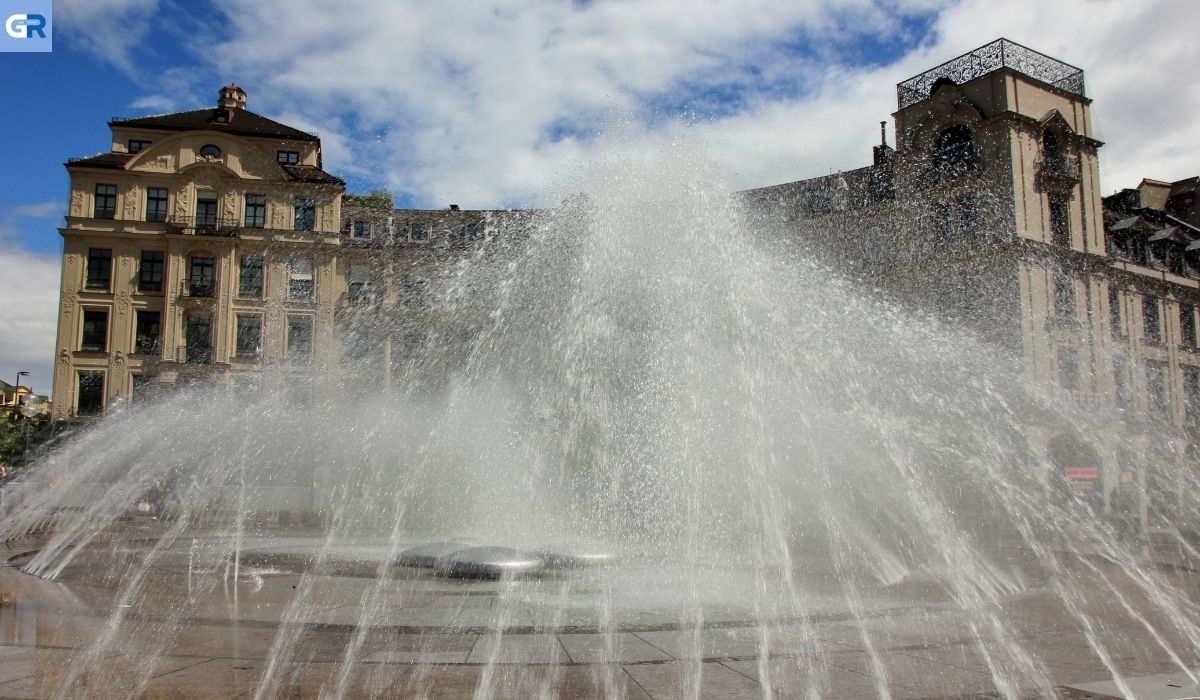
12;371;28;412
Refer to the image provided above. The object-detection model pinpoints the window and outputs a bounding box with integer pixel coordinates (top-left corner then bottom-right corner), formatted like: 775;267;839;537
1041;130;1061;166
81;309;108;352
1146;360;1169;417
1058;345;1078;392
189;256;215;297
1130;237;1150;266
1113;355;1129;410
934;202;953;239
1053;270;1076;324
199;144;221;158
277;150;300;165
294;197;315;231
933;125;977;176
77;372;105;416
352;220;372;239
196;196;218;230
186;314;211;364
131;374;158;405
1165;247;1186;276
1143;296;1162;344
1048;194;1070;247
1182;303;1197;348
239;256;263;297
287;315;313;360
289;259;314;300
94;184;117;219
86;248;112;290
466;221;485;241
244;194;266;229
411;221;428;241
235;314;262;359
134;310;161;355
146;187;168;223
1185;365;1200;425
1109;285;1125;337
348;265;373;303
138;250;164;293
128;139;152;154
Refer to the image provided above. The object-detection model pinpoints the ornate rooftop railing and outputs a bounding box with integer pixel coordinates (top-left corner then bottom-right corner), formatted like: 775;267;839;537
896;39;1085;109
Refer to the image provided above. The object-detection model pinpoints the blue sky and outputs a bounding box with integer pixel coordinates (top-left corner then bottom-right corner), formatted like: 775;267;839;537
1;0;1197;394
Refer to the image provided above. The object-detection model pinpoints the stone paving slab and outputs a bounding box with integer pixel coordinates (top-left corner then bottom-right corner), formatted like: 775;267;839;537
633;628;760;659
466;634;567;664
1066;669;1200;700
559;632;673;663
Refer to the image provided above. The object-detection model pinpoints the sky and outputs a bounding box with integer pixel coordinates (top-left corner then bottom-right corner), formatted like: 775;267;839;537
0;0;1197;396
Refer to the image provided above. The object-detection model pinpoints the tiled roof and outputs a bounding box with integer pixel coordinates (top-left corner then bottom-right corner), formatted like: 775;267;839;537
108;108;319;142
64;152;135;169
283;164;343;184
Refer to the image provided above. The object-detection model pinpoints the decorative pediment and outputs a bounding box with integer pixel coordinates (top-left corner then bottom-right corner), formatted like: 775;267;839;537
1039;110;1076;136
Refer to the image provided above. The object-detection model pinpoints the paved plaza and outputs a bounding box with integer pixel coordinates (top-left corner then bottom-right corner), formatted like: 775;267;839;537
0;533;1195;699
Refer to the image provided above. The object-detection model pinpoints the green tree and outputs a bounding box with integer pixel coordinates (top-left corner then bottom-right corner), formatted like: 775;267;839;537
0;412;49;467
344;189;393;209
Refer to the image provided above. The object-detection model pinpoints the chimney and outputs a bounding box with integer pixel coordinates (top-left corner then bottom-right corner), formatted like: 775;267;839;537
218;83;247;110
873;120;894;166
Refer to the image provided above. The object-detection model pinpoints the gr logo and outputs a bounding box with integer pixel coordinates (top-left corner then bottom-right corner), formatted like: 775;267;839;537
1;1;52;51
5;13;46;38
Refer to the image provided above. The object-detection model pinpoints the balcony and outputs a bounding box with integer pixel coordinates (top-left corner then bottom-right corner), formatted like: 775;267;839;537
896;39;1085;109
180;279;215;298
166;215;240;237
1035;152;1081;185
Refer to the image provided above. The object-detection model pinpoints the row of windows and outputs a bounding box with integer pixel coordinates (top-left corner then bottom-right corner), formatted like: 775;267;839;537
344;219;486;242
1062;349;1200;424
78;307;312;362
1106;287;1199;348
90;184;316;232
125;138;300;165
85;248;310;300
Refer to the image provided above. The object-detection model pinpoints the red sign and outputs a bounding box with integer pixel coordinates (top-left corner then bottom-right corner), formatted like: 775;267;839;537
1064;467;1100;479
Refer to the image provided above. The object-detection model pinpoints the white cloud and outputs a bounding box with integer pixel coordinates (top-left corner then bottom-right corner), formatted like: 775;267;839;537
9;202;61;220
56;0;161;73
0;248;60;398
180;0;1195;207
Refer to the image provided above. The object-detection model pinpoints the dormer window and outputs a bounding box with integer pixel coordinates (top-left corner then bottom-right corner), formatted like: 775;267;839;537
199;144;222;158
277;150;300;165
128;139;152;154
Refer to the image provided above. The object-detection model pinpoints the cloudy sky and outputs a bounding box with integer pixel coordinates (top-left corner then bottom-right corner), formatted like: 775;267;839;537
0;0;1195;394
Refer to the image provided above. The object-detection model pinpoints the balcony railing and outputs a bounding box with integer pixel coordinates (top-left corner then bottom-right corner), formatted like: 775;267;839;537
181;279;216;298
896;39;1085;109
166;215;240;237
1035;152;1082;182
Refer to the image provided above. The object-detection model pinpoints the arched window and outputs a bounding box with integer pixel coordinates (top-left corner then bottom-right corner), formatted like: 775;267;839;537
933;124;978;176
199;144;222;158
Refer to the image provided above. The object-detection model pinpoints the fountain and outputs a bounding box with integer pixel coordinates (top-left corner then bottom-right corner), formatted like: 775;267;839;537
0;147;1198;699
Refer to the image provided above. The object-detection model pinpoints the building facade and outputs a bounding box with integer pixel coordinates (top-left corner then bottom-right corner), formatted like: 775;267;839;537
49;44;1200;530
742;39;1200;527
54;85;346;419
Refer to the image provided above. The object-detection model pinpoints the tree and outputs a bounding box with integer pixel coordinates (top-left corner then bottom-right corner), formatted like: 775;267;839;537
0;411;50;467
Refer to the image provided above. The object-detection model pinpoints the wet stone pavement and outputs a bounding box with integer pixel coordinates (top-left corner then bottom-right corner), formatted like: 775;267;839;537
0;537;1195;699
